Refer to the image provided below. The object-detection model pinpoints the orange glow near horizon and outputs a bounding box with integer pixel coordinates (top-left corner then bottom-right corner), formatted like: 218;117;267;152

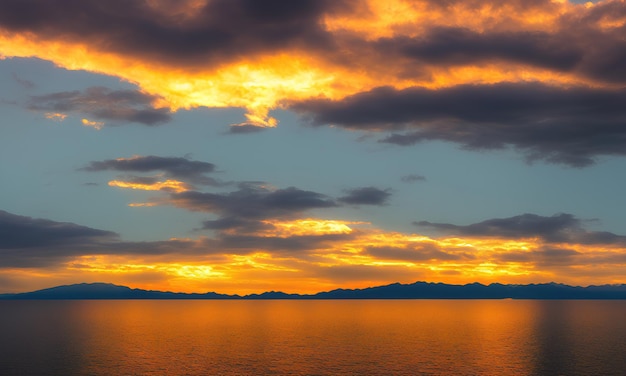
0;218;614;294
259;219;368;236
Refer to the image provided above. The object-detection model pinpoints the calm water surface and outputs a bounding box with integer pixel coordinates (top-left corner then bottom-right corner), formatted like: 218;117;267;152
1;300;625;375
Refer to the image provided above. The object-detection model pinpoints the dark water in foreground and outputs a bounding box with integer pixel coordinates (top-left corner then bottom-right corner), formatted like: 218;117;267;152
1;300;625;375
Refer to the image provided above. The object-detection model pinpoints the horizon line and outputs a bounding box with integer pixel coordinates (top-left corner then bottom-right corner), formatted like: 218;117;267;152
3;280;626;297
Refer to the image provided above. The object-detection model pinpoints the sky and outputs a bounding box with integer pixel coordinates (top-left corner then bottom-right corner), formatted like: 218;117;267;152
1;0;626;294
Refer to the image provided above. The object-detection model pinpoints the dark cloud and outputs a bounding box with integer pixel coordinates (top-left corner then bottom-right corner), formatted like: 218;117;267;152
293;83;626;166
562;1;626;83
29;86;171;126
401;174;426;183
0;210;117;249
0;210;212;267
379;27;582;72
201;217;273;234
0;0;349;67
170;184;337;219
338;187;391;206
416;213;626;245
0;210;118;267
81;155;220;186
375;22;626;85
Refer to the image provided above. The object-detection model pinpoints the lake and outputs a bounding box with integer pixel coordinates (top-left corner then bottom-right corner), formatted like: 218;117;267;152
1;300;625;375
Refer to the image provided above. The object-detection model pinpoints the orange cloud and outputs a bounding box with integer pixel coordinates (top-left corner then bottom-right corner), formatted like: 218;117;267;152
45;112;67;121
128;202;160;208
108;179;191;193
81;118;104;130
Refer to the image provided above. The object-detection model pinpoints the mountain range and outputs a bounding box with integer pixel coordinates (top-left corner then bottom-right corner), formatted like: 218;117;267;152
2;281;626;299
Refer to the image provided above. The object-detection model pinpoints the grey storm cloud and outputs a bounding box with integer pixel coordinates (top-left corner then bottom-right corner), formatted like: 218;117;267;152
0;0;349;67
338;187;391;206
293;83;626;167
29;86;171;126
81;155;220;186
415;213;626;245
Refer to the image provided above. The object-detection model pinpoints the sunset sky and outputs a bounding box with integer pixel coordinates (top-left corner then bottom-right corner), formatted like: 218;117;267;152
2;0;626;294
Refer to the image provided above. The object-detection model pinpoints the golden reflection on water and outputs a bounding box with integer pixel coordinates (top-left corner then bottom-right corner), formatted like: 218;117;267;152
1;300;625;375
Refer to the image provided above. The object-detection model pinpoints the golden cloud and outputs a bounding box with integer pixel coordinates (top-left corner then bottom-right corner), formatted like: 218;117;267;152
108;179;191;193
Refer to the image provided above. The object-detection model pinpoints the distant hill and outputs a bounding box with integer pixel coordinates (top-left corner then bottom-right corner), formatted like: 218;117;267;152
0;283;236;300
313;282;626;299
1;281;626;300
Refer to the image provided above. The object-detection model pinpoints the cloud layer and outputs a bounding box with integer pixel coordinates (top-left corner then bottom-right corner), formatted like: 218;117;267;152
1;0;625;164
294;83;626;166
3;207;626;294
417;213;626;245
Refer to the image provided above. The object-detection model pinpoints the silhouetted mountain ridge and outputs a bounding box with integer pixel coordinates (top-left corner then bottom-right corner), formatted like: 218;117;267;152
0;283;236;300
2;281;626;299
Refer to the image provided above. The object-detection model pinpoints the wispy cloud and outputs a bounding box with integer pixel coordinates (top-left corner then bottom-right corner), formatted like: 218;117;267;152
401;174;426;183
81;155;222;187
11;72;34;88
416;213;626;245
29;87;171;126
